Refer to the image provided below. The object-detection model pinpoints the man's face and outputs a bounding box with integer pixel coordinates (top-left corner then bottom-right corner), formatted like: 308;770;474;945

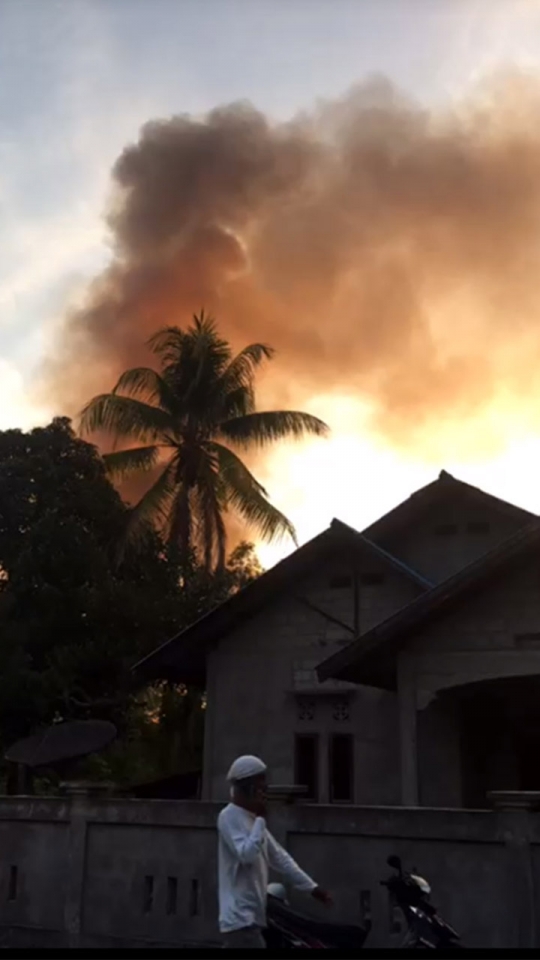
253;773;267;800
236;772;267;806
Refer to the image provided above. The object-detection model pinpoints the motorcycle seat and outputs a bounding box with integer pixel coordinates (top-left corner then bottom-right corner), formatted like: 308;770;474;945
267;898;370;947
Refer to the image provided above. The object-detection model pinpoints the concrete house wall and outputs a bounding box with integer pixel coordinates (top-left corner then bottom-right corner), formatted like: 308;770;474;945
402;554;540;807
202;558;421;804
203;484;535;808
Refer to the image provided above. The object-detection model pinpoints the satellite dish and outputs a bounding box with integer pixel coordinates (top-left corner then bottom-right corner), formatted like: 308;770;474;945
5;720;117;769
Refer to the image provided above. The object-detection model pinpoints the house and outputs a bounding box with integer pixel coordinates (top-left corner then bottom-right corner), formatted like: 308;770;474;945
135;471;540;809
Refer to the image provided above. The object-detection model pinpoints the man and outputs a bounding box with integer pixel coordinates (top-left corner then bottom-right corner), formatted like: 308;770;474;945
217;754;332;949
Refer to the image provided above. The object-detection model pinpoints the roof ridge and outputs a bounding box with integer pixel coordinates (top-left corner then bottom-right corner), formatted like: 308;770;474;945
362;470;536;540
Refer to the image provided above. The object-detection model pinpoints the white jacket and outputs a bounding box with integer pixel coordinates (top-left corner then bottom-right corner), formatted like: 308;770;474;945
217;802;316;933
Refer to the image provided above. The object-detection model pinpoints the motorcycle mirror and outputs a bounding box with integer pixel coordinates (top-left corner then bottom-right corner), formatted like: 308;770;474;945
387;855;402;870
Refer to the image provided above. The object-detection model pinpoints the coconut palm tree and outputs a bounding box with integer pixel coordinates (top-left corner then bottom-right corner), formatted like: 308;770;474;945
80;313;328;570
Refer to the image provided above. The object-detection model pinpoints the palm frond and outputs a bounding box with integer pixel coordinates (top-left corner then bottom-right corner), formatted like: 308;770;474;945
148;313;228;369
102;445;162;480
218;343;274;420
147;325;188;363
150;316;232;425
221;384;255;420
168;481;193;561
194;449;228;570
218;410;329;449
212;442;297;544
195;479;227;571
112;367;175;412
79;394;173;442
221;343;274;394
125;458;178;544
192;309;217;335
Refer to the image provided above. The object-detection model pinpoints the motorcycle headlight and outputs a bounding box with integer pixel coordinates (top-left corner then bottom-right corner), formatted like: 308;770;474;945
411;874;431;895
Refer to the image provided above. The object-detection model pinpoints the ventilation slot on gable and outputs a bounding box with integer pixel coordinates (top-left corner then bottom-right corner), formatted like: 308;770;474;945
467;521;490;535
329;574;352;589
433;523;458;536
360;572;384;586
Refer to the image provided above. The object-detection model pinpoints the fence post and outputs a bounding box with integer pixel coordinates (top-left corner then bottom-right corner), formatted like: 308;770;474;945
490;791;538;949
62;785;91;948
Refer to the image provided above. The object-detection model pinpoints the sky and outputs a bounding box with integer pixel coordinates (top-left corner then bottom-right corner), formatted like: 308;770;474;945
2;0;540;566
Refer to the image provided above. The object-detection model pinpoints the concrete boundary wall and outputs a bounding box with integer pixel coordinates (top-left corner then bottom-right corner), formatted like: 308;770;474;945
0;796;537;948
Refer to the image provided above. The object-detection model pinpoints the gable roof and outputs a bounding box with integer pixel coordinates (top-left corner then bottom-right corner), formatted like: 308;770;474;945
133;519;432;685
317;517;540;691
362;470;535;543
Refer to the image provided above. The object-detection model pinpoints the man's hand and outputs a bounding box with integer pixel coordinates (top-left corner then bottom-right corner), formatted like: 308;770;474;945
251;797;267;819
312;886;333;906
235;794;267;818
245;784;267;818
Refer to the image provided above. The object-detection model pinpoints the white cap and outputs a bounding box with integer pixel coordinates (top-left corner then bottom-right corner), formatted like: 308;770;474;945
226;755;267;782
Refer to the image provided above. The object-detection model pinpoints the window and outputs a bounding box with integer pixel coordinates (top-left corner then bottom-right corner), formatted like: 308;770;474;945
294;734;319;801
433;523;458;536
360;571;384;586
329;574;352;589
329;734;354;803
467;521;490;535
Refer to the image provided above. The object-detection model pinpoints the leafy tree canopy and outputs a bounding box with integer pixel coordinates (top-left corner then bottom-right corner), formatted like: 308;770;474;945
0;417;261;786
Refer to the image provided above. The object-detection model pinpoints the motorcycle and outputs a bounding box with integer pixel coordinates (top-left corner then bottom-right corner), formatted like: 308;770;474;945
381;855;463;949
265;882;371;949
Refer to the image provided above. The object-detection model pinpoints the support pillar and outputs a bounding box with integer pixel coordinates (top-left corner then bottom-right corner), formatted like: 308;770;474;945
63;786;90;949
490;791;539;948
398;657;419;806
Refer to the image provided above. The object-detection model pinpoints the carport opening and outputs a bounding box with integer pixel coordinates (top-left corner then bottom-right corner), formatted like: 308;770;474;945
443;674;540;806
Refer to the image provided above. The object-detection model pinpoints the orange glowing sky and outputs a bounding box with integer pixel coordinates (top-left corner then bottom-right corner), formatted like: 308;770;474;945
4;0;540;566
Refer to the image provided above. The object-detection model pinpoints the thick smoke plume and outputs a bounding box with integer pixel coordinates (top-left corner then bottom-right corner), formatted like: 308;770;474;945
47;71;540;451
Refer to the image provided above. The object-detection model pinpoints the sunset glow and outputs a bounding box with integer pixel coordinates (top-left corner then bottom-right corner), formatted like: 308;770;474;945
4;1;540;569
255;394;540;568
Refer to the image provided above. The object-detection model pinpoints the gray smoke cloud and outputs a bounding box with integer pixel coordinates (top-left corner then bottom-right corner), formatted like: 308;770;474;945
44;70;540;453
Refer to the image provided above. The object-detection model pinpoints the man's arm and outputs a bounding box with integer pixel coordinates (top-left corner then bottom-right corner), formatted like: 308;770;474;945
218;811;267;866
266;831;318;891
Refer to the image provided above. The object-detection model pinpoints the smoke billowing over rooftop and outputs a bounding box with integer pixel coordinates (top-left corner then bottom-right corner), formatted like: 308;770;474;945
47;71;540;451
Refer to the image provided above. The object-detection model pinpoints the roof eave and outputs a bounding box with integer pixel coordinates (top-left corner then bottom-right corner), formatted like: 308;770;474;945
133;643;207;686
